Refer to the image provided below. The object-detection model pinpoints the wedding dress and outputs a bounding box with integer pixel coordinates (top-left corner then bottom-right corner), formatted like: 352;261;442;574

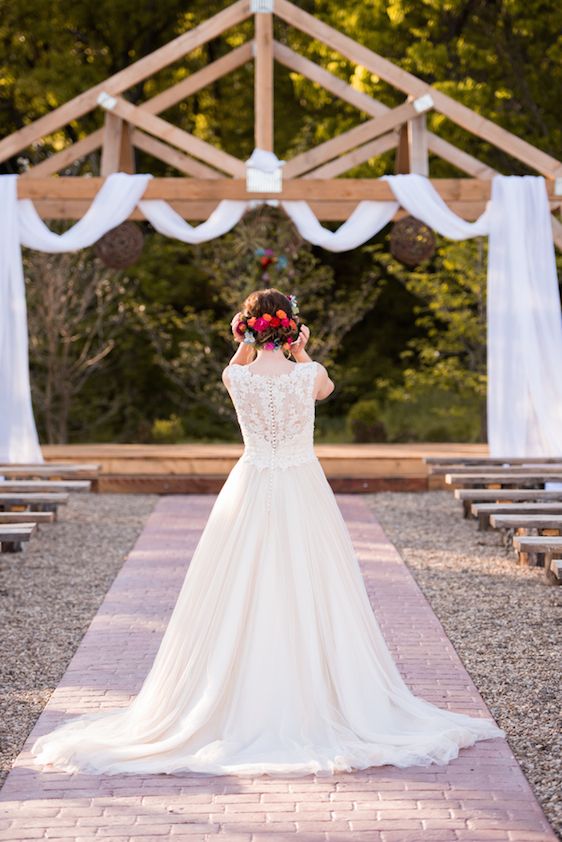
32;360;504;776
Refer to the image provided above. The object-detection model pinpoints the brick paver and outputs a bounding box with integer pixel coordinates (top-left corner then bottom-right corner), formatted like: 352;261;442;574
0;495;556;841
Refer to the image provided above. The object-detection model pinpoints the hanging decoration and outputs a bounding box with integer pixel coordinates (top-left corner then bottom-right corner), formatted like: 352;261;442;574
389;215;436;267
93;221;144;268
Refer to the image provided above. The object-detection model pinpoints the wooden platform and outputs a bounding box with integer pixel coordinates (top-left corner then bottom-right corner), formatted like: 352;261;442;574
41;443;489;493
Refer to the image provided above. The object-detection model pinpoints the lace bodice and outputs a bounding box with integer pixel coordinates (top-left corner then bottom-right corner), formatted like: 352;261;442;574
226;361;319;471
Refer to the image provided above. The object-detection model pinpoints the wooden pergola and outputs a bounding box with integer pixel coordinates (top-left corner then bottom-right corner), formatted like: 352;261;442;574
2;0;561;248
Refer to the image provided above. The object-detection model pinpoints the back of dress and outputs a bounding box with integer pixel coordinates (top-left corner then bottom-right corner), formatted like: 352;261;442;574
226;361;319;471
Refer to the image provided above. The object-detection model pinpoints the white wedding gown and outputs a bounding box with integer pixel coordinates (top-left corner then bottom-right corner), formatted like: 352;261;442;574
32;361;504;776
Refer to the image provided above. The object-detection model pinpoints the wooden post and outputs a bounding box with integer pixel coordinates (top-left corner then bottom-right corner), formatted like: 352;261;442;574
119;123;135;173
408;111;429;176
395;125;409;173
254;9;274;151
100;112;123;175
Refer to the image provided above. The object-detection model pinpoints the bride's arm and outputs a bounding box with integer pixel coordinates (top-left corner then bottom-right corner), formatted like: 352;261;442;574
291;325;335;400
222;313;256;386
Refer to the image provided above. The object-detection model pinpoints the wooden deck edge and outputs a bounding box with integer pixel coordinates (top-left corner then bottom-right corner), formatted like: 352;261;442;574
98;474;429;494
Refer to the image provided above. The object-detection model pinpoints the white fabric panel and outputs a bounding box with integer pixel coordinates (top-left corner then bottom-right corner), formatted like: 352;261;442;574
0;172;151;462
140;199;248;243
385;172;562;457
281;200;398;252
486;176;562;456
19;172;152;251
0;176;43;462
384;173;492;238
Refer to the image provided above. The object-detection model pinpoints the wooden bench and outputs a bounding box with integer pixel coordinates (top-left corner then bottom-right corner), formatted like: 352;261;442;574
0;511;55;524
0;523;36;553
512;535;562;584
446;472;562;488
489;514;562;532
0;463;99;479
0;492;69;520
425;456;562;466
454;488;562;517
471;502;562;530
430;463;562;476
0;480;91;493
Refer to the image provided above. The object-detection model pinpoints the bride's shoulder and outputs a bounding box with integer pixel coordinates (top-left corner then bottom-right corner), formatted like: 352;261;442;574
222;364;241;386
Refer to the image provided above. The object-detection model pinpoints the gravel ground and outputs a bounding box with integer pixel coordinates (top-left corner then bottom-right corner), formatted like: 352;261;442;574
0;492;156;790
367;490;562;840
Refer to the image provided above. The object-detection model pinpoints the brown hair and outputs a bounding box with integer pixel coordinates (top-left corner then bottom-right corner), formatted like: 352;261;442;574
241;288;299;349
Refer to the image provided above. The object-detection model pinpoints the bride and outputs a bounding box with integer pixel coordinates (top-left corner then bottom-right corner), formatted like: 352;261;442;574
32;287;504;776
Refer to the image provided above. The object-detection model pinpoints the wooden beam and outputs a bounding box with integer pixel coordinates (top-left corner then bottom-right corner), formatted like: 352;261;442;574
18;176;561;202
284;99;426;177
0;0;252;164
427;134;496;178
30;198;494;222
304;132;397;178
395;125;409;173
100;112;123;176
254;14;274;150
275;0;562;178
100;95;246;176
23;43;253;179
273;41;496;179
146;41;253;116
131;129;221;178
22;129;104;178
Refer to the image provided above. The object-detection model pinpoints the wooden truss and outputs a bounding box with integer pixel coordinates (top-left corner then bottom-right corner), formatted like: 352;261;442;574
2;0;561;247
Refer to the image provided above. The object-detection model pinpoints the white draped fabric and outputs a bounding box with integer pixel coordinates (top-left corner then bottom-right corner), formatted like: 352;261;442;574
140;199;247;243
0;173;151;462
486;177;562;455
282;200;398;252
384;174;562;456
0;177;42;462
0;169;560;461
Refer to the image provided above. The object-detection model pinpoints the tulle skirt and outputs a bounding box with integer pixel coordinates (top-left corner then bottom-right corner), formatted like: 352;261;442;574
32;457;504;776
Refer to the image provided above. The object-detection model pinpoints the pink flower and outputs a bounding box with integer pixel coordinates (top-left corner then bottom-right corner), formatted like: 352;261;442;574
264;341;276;350
281;318;290;327
254;317;269;332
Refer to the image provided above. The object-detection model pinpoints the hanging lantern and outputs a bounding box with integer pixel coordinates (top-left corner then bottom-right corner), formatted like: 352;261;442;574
94;221;144;269
389;215;436;268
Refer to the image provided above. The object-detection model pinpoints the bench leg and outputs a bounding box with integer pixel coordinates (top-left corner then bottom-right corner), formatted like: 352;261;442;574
477;512;489;531
545;554;562;586
1;541;23;553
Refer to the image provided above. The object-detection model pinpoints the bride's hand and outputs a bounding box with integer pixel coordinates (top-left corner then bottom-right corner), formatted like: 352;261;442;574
291;324;310;356
231;312;243;343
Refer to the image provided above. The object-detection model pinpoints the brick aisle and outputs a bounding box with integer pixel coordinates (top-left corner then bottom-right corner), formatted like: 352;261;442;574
0;495;555;842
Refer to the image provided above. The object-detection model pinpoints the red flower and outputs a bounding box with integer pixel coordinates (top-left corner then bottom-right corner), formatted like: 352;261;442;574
281;318;290;327
236;322;247;334
269;316;280;327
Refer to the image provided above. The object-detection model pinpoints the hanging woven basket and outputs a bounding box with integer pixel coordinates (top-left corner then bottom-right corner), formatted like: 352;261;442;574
389;215;436;268
94;221;144;269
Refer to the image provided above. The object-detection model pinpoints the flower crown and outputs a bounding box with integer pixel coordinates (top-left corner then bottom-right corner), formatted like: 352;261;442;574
236;294;301;351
